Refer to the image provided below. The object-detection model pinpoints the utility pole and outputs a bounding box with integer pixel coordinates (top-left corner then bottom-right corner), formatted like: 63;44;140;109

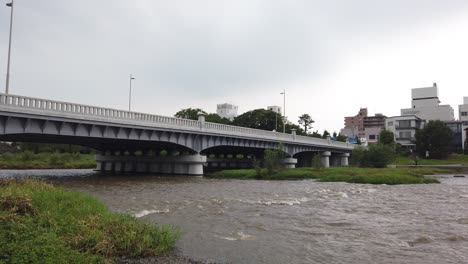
280;89;286;133
5;0;14;94
128;74;135;111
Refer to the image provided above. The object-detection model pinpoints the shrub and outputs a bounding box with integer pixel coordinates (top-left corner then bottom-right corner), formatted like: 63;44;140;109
20;151;35;162
351;144;395;168
263;148;286;175
312;154;323;170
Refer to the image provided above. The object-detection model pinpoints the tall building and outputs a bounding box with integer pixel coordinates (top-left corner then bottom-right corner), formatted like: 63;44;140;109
459;96;468;150
216;103;238;121
343;108;367;138
400;83;455;121
267;106;282;114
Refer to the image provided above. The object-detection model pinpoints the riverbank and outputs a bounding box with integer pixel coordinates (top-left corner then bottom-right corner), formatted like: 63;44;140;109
0;179;180;263
0;152;96;169
207;167;455;184
394;154;468;166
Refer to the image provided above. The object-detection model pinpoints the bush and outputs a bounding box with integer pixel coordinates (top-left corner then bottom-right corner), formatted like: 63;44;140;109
312;154;323;170
20;151;35;162
351;144;395;168
263;148;286;175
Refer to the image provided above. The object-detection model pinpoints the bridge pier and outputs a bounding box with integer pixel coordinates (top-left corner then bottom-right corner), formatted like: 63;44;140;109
283;157;298;168
339;153;350;166
96;153;206;175
321;151;331;168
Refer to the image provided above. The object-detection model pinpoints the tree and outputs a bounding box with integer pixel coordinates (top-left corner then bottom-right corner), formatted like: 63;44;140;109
298;114;314;134
310;131;322;138
205;113;232;124
322;130;330;139
350;144;395;168
233;109;284;131
336;134;347;142
379;130;395;145
415;120;453;159
174;108;206;120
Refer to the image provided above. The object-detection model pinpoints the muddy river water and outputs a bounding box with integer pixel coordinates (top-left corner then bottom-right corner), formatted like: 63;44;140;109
2;170;468;264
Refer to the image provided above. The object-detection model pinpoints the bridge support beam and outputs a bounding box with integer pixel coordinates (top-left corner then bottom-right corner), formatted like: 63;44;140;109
339;153;350;166
96;153;207;175
283;157;298;169
321;151;331;168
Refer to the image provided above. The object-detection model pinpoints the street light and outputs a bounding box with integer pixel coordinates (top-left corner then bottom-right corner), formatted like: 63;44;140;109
128;74;135;111
280;89;286;133
5;0;14;94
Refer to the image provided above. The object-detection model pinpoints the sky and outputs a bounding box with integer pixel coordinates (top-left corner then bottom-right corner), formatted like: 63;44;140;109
1;0;468;133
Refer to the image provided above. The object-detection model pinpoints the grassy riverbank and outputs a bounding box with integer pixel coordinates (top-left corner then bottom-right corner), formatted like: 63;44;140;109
208;167;451;184
0;179;180;263
0;152;96;169
393;154;468;166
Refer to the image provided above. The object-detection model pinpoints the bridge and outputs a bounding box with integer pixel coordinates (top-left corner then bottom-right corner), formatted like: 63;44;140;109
0;94;355;175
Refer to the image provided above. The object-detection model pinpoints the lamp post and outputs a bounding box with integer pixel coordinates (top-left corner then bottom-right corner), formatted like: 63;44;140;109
128;74;135;111
5;0;14;94
280;89;286;133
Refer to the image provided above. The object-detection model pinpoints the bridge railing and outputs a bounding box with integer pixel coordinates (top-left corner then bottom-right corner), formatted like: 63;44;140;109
0;93;354;150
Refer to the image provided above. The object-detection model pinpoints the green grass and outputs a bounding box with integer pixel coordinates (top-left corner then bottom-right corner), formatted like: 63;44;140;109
0;179;180;263
394;154;468;166
208;167;448;184
0;152;96;169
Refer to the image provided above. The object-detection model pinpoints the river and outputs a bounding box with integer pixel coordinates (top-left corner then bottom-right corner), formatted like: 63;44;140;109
1;170;468;264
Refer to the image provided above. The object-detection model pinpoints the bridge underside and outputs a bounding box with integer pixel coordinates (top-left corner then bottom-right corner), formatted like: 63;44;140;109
0;115;351;175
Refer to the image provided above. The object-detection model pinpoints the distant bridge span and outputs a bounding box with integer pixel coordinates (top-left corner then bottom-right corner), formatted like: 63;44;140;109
0;94;355;175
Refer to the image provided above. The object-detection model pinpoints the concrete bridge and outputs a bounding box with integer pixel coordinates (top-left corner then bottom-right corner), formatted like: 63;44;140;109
0;94;356;175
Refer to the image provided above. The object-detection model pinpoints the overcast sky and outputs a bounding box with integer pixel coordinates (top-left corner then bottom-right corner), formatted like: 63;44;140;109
1;0;468;133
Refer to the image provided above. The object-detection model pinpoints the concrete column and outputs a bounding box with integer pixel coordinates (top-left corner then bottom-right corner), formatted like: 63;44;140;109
283;157;298;169
321;151;331;168
291;129;297;141
339;153;350;166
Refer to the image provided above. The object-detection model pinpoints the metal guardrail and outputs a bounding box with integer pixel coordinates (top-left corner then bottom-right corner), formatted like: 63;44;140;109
0;93;354;150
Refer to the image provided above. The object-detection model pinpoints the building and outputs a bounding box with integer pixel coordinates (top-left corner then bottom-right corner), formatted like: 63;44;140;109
267;106;282;114
400;83;455;121
363;113;386;144
216;103;238;120
385;115;425;148
459;96;468;151
343;108;367;138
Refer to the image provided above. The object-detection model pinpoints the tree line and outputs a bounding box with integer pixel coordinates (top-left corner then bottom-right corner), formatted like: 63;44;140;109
174;108;347;141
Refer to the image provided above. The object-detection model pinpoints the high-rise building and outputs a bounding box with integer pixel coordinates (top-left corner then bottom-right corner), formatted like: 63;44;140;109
343;108;367;138
216;103;238;121
459;96;468;150
400;83;455;121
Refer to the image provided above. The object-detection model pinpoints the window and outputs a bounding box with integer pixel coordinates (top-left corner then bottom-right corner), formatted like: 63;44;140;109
462;112;468;116
463;121;468;126
398;120;411;128
399;132;412;139
387;121;394;126
369;135;376;140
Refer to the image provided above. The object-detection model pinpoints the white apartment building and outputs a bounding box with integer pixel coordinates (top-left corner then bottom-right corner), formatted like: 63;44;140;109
267;105;282;114
216;103;238;120
459;96;468;149
385;115;425;148
400;83;455;121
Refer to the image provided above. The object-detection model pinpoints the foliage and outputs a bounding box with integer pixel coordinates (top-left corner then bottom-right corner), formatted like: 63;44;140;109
322;130;330;139
351;144;395;168
174;108;206;120
310;130;322;138
263;148;286;175
393;153;468;165
312;154;323;170
209;167;444;184
415;120;453;159
0;153;95;169
233;109;284;131
0;180;180;263
205;113;232;124
336;134;347;142
298;114;314;134
16;143;93;154
379;130;395;145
